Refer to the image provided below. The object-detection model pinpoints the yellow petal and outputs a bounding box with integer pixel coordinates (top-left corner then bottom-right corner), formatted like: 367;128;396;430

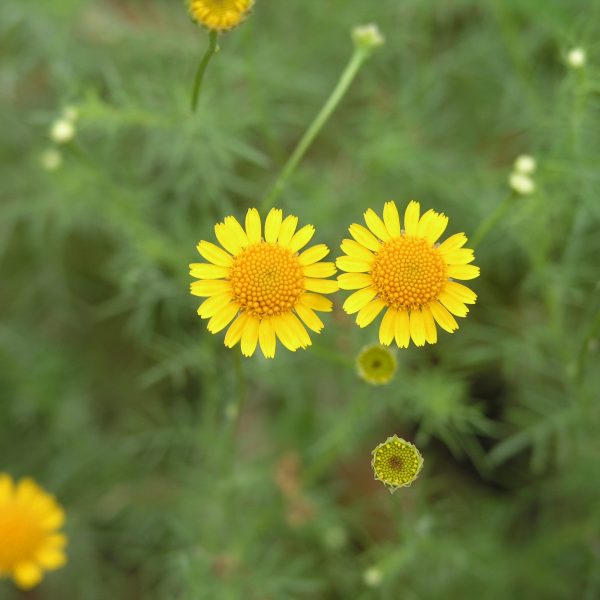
224;216;249;248
379;307;398;346
409;309;426;347
245;208;262;244
438;290;469;317
240;316;260;356
424;212;448;244
13;562;43;590
0;473;14;502
349;223;381;252
336;256;372;273
299;244;329;266
356;298;386;327
443;249;475;265
447;264;480;280
277;215;298;247
394;310;410;348
422;306;438;344
300;293;333;312
438;233;467;254
258;318;277;358
337;272;372;290
429;300;458;333
37;548;67;570
364;208;391;241
289;225;315;252
224;313;249;348
295;304;324;333
189;263;229;279
304;278;338;294
303;262;336;278
343;286;377;314
383;201;401;238
404;200;420;236
215;223;243;255
207;303;239;333
196;241;233;267
340;239;375;262
197;293;233;319
285;313;312;348
445;281;477;304
417;209;437;239
265;208;283;243
190;280;231;297
272;314;299;351
41;506;65;530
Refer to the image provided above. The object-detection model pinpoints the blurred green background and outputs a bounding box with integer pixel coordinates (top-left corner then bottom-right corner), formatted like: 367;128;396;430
1;0;600;598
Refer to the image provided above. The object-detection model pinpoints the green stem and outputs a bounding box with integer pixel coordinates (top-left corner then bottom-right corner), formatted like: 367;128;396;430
260;47;370;211
190;30;219;112
471;192;514;248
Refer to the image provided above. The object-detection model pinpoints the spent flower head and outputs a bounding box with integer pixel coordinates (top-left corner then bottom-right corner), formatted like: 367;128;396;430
566;47;586;69
356;344;397;385
190;208;338;358
188;0;254;32
371;435;424;493
352;24;385;54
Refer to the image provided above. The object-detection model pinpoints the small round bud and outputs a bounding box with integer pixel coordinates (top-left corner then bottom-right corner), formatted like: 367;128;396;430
352;24;385;53
40;148;62;171
514;155;536;175
50;119;75;144
566;47;586;69
363;567;383;587
509;172;536;195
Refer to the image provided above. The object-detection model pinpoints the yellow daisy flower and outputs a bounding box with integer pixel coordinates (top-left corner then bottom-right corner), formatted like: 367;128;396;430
337;200;479;348
0;474;68;590
356;344;397;385
371;435;423;493
190;208;338;358
188;0;254;32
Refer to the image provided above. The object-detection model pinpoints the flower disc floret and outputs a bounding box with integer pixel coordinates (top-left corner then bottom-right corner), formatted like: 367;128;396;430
371;436;423;493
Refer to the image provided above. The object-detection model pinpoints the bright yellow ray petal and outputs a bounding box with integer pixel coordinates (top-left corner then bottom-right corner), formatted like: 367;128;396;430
207;303;239;333
422;306;438;344
356;298;386;328
189;263;229;279
336;256;372;273
295;304;324;333
224;313;249;348
379;307;398;346
265;208;283;243
258;318;277;359
447;264;480;280
429;300;458;333
289;225;315;252
417;209;437;239
438;233;468;254
303;262;336;278
13;562;42;590
383;201;401;238
438;290;469;317
304;278;338;294
409;309;426;347
272;315;299;351
424;212;449;244
343;286;378;314
445;281;477;304
190;280;231;297
224;216;249;248
348;223;382;252
240;316;260;356
277;215;298;247
443;249;475;265
404;200;420;236
197;293;234;318
285;313;312;348
215;223;243;255
300;293;333;312
245;208;262;244
395;309;410;348
364;208;391;241
299;244;329;265
340;239;375;262
36;548;67;570
338;273;372;290
196;241;233;267
0;473;13;501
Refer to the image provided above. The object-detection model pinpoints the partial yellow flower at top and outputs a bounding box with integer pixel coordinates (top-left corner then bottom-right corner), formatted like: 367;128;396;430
337;201;479;348
371;435;424;493
188;0;254;32
0;474;68;590
356;344;397;385
190;208;338;358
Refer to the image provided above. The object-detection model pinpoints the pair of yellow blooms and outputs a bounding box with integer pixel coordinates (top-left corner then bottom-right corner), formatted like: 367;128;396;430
190;200;480;358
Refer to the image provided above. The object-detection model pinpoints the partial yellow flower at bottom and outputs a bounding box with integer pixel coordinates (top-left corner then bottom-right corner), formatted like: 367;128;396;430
0;474;68;590
188;0;254;31
337;200;479;348
356;344;397;385
190;208;338;358
371;435;423;494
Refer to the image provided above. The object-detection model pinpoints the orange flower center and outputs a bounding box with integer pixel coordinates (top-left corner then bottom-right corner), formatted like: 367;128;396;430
0;506;44;568
371;236;447;310
229;242;304;318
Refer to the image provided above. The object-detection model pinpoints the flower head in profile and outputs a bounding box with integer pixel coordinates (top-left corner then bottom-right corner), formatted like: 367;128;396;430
356;344;397;385
337;201;479;348
188;0;254;32
371;435;423;493
190;208;338;358
0;474;68;589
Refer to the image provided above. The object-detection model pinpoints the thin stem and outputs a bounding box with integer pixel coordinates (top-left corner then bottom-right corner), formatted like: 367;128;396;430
471;192;514;248
260;47;369;211
190;30;219;113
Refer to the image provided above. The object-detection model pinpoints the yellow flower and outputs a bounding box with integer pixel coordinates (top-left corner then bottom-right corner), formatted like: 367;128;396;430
371;435;423;493
356;344;397;385
0;474;68;590
337;201;479;348
190;208;338;358
188;0;254;32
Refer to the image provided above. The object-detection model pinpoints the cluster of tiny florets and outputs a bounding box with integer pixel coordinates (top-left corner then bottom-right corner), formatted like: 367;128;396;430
372;437;423;488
